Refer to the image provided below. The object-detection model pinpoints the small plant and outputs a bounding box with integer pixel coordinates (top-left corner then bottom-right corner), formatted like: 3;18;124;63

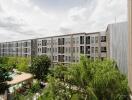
28;81;41;93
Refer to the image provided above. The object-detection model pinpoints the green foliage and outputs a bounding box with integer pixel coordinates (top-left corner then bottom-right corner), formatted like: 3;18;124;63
16;57;30;72
30;55;51;80
7;57;17;69
28;81;41;93
0;57;9;64
0;67;11;94
41;56;129;100
0;57;30;72
0;56;30;94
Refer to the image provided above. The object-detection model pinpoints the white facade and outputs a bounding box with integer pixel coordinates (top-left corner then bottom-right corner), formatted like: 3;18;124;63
106;22;128;74
36;32;107;64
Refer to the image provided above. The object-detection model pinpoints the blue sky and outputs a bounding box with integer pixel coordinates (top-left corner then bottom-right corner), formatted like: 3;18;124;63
0;0;127;42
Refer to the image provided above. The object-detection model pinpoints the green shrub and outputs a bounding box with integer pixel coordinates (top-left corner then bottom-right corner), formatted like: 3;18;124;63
40;56;130;100
28;81;41;93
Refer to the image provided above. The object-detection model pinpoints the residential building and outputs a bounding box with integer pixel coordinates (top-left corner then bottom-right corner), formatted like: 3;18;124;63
36;32;107;64
0;22;129;75
0;39;37;59
0;32;107;63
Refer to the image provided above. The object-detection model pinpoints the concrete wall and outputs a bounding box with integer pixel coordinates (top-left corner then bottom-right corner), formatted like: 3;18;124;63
107;22;128;74
128;0;132;92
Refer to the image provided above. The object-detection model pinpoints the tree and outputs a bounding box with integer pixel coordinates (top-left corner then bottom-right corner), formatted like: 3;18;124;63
7;57;18;70
16;57;30;72
0;67;11;94
0;57;9;65
30;55;51;80
40;56;129;100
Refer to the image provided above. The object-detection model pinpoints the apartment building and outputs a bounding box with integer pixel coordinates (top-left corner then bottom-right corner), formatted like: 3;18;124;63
0;32;107;63
0;39;37;58
36;32;107;64
0;22;128;74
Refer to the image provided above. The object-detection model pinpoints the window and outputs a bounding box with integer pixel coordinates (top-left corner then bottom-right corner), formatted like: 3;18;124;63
95;47;98;53
42;47;47;53
23;42;28;47
58;38;64;45
86;46;90;54
58;47;64;54
42;40;47;46
15;43;18;47
86;36;90;44
55;56;57;61
80;36;84;44
72;38;75;44
91;37;94;43
80;46;84;54
91;47;94;53
24;48;28;53
95;36;98;43
65;56;68;61
101;47;107;52
73;47;75;53
69;56;71;61
76;37;79;44
101;36;106;42
58;55;64;62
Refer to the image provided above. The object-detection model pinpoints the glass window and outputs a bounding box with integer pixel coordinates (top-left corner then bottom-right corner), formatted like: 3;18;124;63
91;37;94;43
101;36;106;42
86;36;90;44
91;47;94;53
42;40;47;46
95;36;98;43
58;47;64;54
80;46;84;54
95;47;98;53
101;47;107;52
86;46;90;54
58;38;65;45
80;36;84;44
42;47;47;53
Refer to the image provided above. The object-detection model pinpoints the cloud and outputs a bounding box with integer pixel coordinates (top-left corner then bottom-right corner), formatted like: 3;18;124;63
0;0;127;42
59;0;127;33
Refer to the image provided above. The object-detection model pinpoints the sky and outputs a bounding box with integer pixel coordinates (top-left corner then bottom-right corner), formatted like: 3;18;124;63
0;0;127;42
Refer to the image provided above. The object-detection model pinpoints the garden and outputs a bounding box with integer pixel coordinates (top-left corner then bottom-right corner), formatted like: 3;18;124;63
0;55;130;100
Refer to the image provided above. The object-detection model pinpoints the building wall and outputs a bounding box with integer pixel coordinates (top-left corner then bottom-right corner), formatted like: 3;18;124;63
106;22;128;74
1;24;128;75
0;40;33;58
128;0;132;92
35;32;107;64
0;32;107;66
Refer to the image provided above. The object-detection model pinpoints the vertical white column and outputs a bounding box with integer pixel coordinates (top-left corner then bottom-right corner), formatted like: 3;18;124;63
128;0;132;91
